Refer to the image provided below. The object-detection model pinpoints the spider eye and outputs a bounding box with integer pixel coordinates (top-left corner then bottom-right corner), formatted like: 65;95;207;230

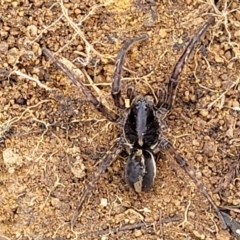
125;150;156;192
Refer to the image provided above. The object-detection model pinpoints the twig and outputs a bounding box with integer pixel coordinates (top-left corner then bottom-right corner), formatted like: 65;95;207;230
0;235;11;240
207;76;240;109
59;0;113;60
79;216;180;238
159;209;164;240
220;206;240;214
10;70;52;91
213;161;239;194
178;200;193;228
0;100;51;139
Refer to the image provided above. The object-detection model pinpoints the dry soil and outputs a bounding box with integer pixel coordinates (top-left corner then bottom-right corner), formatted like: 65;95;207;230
0;0;240;240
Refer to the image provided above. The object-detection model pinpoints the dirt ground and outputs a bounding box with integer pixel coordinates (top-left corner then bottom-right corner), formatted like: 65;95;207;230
1;0;240;239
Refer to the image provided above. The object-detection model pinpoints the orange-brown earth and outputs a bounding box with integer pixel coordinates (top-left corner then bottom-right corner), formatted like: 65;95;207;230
0;0;240;239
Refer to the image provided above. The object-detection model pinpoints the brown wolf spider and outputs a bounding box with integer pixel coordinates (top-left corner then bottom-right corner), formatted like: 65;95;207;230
42;15;240;239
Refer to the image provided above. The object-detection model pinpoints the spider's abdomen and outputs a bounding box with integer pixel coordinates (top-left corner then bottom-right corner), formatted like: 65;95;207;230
124;97;160;149
125;149;156;192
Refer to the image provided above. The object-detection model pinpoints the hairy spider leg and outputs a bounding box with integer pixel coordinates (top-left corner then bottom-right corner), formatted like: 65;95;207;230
151;13;240;237
111;34;149;109
158;16;215;116
71;139;123;228
153;132;240;236
167;142;240;235
42;47;119;122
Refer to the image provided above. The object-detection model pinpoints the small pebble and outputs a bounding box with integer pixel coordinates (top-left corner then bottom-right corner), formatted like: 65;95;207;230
192;139;200;146
27;25;38;37
134;229;142;237
0;97;7;105
235;11;240;21
199;109;209;117
15;97;27;105
51;197;61;208
234;30;240;38
159;29;167;38
220;73;228;81
11;1;18;7
0;42;8;53
7;47;20;65
224;50;232;60
232;100;239;108
100;198;108;208
193;230;205;239
227;62;234;69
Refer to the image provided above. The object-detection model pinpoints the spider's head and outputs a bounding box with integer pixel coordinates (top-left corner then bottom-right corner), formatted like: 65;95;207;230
125;149;156;192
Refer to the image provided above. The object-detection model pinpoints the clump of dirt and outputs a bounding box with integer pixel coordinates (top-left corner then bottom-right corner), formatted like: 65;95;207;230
0;0;240;239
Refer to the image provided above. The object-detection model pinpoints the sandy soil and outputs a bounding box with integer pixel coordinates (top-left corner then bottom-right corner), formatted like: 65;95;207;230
0;0;240;239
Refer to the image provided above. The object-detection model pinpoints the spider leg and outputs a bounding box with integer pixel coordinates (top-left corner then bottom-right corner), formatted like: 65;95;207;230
71;138;123;228
111;34;148;109
42;48;119;122
166;143;226;228
158;16;214;115
126;86;136;106
154;138;240;235
221;211;240;240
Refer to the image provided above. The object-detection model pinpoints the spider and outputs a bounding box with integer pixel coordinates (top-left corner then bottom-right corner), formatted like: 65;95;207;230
42;14;240;239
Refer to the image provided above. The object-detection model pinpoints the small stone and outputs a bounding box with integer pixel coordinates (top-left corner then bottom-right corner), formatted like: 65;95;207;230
74;9;81;15
134;229;142;237
214;54;224;63
234;30;240;38
232;198;240;205
159;28;167;38
100;198;108;208
216;230;231;240
232;100;239;108
12;1;18;7
32;42;40;54
202;167;212;177
203;141;215;157
214;79;222;88
186;0;192;4
224;50;232;60
19;11;24;17
32;0;44;7
7;47;20;65
2;148;23;173
199;109;209;117
15;231;21;238
70;158;86;178
227;62;234;69
51;198;61;208
27;25;38;38
15;97;27;105
192;139;200;146
193;230;205;239
0;97;7;105
220;73;228;81
235;10;240;21
188;211;195;218
0;42;8;53
143;18;154;27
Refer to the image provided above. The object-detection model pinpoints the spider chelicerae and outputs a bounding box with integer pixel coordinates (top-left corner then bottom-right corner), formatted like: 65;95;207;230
42;13;240;239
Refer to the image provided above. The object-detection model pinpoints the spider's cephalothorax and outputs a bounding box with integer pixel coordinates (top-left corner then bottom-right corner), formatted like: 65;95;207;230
124;95;160;192
124;96;159;149
43;10;240;236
